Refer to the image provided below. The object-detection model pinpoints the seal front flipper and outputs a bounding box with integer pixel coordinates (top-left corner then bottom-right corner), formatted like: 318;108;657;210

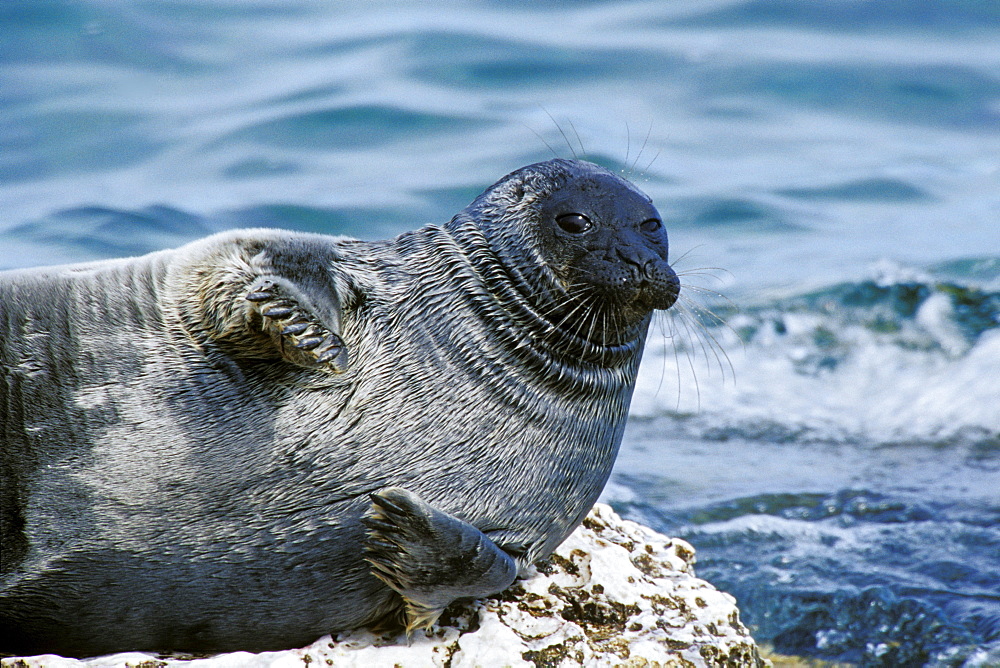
245;276;349;373
362;487;518;634
171;230;356;375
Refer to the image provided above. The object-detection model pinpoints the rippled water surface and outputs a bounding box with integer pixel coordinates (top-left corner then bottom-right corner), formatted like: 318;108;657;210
2;1;999;665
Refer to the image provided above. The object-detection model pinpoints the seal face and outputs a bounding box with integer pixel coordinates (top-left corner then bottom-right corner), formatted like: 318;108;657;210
0;159;679;656
534;164;679;335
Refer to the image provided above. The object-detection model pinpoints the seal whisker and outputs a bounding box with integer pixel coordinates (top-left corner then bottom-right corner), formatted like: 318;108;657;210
536;283;593;332
565;291;600;347
673;295;736;384
628;120;654;179
678;282;738;309
543;107;578;160
670;250;737;282
582;302;600;365
651;306;685;410
641;148;662;177
674;268;731;281
547;299;593;350
601;308;610;366
672;301;720;373
677;292;740;341
567;119;586;158
555;284;603;348
624;121;631;176
558;298;595;340
668;245;706;268
664;312;684;410
665;306;704;410
522;122;560;160
652;308;669;398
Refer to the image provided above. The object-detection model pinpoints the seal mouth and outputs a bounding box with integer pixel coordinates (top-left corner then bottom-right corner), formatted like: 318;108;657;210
637;262;681;311
557;255;680;317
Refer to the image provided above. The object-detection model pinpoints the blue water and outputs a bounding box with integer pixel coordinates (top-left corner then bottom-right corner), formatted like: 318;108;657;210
2;1;999;665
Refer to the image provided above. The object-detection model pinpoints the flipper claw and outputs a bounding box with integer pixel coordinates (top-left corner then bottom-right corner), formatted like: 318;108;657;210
244;278;349;373
294;336;324;351
260;305;293;319
281;321;309;335
316;345;343;364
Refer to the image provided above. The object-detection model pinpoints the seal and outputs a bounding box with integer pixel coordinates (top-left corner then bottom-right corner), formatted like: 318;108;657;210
0;159;679;657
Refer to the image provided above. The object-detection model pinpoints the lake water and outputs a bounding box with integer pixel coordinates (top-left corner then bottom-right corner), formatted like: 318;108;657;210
2;1;998;665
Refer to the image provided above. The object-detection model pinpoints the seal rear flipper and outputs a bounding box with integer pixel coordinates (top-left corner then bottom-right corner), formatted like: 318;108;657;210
362;487;518;635
244;275;349;373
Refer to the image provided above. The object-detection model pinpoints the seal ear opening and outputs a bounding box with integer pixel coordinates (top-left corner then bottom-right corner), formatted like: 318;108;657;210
491;180;525;204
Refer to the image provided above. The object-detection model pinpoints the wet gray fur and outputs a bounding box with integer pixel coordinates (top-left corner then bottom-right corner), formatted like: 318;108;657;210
0;159;678;656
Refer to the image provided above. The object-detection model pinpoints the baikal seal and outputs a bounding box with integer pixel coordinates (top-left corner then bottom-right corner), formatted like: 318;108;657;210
0;159;679;657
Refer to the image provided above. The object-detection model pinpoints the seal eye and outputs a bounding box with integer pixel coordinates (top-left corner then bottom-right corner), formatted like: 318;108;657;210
640;218;662;233
556;213;592;234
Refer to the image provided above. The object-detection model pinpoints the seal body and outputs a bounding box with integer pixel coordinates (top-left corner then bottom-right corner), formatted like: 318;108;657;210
0;159;679;656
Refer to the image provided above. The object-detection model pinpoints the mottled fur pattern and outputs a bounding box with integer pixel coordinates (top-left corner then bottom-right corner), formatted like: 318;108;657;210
0;159;678;656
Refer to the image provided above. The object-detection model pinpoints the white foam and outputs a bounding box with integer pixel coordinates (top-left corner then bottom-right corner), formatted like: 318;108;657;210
634;297;1000;445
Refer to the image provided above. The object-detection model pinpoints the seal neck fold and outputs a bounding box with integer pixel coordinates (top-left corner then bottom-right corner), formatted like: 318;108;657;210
414;220;648;381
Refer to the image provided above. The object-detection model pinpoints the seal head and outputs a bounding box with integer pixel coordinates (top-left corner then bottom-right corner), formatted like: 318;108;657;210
453;159;679;348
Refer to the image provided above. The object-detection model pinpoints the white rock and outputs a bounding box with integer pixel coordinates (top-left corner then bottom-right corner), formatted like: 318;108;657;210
2;504;765;668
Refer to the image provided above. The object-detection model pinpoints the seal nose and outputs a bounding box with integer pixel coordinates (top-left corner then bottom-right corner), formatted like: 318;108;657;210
657;263;680;310
614;244;679;311
615;244;662;283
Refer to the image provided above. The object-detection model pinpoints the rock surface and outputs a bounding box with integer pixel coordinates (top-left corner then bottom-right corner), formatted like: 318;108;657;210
2;504;765;668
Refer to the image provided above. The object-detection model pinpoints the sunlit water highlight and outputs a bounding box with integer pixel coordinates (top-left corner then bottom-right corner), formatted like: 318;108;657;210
2;1;999;665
